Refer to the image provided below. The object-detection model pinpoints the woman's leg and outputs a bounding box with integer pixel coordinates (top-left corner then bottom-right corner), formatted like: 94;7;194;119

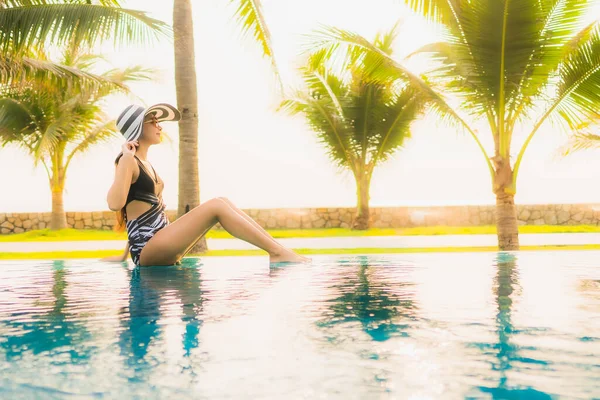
139;198;308;266
216;197;277;241
177;197;296;261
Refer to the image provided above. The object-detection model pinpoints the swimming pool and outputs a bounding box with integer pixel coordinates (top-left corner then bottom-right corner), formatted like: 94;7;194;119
0;251;598;399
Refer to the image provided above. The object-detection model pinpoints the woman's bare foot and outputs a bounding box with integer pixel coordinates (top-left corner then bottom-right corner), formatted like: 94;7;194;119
269;247;311;264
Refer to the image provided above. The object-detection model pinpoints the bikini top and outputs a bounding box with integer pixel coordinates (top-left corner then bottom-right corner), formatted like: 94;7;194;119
115;154;162;206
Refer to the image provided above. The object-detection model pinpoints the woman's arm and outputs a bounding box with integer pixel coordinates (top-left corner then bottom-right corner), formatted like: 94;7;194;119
100;241;129;262
107;142;137;211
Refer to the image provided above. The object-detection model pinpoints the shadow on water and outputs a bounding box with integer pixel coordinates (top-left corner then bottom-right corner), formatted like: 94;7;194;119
117;258;205;381
317;255;418;342
473;252;553;400
0;260;93;364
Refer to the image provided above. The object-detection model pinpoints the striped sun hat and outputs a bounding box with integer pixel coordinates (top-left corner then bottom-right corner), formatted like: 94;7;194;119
116;103;181;142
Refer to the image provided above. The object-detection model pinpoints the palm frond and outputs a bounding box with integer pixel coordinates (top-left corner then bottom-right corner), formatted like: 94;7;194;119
373;86;425;164
552;23;600;129
513;23;600;183
0;54;110;89
0;4;170;54
406;41;482;110
308;27;442;101
562;20;600;56
65;118;117;170
346;81;390;159
507;0;590;123
63;49;108;70
304;67;349;115
32;118;65;161
307;26;491;155
407;1;589;134
403;0;461;30
373;20;401;55
560;131;600;156
1;1;122;6
230;0;280;81
1;44;152;167
280;91;353;170
0;97;37;144
101;65;156;86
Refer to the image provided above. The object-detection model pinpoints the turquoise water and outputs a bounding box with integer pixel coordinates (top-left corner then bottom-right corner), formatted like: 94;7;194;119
0;252;598;399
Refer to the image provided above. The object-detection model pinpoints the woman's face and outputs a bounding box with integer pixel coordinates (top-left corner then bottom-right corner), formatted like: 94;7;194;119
141;114;163;144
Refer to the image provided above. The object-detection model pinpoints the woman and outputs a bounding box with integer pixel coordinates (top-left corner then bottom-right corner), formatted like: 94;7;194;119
102;103;309;266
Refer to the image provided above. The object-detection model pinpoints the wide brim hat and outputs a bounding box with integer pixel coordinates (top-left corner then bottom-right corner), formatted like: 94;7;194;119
116;103;181;142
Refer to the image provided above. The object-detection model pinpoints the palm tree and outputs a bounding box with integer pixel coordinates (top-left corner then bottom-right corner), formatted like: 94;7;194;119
281;26;426;229
309;1;600;249
0;46;152;229
0;0;168;87
173;0;203;250
0;1;168;229
173;0;277;251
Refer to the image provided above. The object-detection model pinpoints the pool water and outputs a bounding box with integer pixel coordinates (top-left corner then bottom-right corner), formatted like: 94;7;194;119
0;252;598;399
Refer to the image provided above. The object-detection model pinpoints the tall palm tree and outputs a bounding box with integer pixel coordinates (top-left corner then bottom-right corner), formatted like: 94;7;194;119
173;0;277;251
282;26;426;229
309;1;600;249
0;0;168;87
173;0;203;249
0;46;152;229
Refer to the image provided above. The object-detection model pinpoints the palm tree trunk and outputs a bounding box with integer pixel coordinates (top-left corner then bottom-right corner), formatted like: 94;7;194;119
50;188;66;230
50;166;67;230
495;192;519;250
48;145;67;230
492;155;519;250
353;173;371;230
173;0;206;252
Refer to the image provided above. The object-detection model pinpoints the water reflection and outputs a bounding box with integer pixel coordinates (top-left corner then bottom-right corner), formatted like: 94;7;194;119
118;259;204;381
0;261;93;363
0;253;597;398
318;256;417;342
477;253;552;399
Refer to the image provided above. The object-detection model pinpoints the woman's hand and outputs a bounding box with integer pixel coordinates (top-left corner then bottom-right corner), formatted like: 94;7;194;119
121;140;138;158
100;255;126;262
100;241;129;263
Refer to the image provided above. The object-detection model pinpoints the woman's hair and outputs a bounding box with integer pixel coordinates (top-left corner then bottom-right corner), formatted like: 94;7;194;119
115;208;126;232
114;153;127;232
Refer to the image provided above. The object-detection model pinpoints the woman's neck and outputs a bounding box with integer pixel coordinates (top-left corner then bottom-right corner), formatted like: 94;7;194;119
135;143;150;161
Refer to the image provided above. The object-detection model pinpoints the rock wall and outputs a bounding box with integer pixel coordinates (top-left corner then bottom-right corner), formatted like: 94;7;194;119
2;204;600;234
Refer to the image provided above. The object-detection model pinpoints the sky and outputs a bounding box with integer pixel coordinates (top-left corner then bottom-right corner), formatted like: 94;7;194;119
1;0;600;212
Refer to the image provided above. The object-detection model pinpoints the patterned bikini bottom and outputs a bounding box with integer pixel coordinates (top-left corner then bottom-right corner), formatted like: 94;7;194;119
126;202;169;266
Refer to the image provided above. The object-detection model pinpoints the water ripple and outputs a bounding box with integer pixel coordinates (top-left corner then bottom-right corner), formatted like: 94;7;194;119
0;252;598;398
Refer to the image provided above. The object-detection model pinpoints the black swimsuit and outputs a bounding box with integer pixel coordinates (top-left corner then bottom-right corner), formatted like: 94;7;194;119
116;154;170;265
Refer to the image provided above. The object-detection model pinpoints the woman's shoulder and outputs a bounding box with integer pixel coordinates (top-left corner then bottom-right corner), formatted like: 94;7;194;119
114;153;141;183
115;152;140;166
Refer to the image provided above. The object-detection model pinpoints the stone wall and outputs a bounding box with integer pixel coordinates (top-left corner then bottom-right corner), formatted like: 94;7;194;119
2;203;600;234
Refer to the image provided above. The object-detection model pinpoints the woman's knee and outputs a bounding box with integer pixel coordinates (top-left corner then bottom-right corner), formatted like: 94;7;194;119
204;197;227;214
216;196;232;205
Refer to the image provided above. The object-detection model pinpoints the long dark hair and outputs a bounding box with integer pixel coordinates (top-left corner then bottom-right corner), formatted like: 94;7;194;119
114;153;127;232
